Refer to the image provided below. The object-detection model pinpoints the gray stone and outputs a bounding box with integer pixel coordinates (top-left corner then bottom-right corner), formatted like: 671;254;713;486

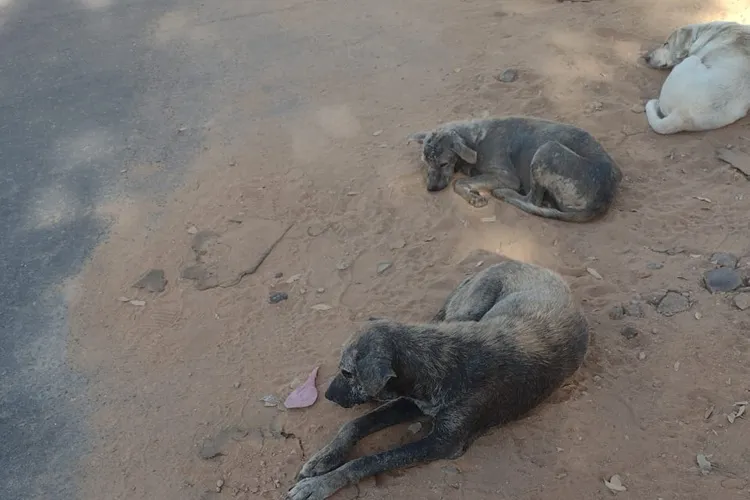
132;269;167;293
608;305;625;320
704;268;742;293
624;301;645;318
647;262;664;270
376;261;393;275
269;292;288;304
657;292;690;316
710;252;739;269
621;324;639;340
495;68;518;82
734;294;750;311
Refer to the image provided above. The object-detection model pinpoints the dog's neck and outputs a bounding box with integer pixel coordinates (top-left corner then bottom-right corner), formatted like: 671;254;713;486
386;323;473;404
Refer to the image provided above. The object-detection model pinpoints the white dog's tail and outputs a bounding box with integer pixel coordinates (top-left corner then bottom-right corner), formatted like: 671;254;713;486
645;99;687;135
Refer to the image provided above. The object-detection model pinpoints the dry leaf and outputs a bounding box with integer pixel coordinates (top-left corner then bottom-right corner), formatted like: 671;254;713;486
604;474;627;492
587;267;603;280
129;300;146;306
372;129;383;136
117;296;131;302
480;216;497;223
311;304;333;311
696;454;712;475
693;196;712;203
736;405;746;419
728;413;736;424
674;361;681;371
285;273;302;284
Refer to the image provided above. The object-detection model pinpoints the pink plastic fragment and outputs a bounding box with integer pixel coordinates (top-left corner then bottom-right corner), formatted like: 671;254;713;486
284;366;319;409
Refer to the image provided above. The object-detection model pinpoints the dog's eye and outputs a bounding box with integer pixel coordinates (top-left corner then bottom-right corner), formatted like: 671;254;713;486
341;369;353;379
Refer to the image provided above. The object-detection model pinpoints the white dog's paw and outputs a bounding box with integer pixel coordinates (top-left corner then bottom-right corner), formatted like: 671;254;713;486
286;476;336;500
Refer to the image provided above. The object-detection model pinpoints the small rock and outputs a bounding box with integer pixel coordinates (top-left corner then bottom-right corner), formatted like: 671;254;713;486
336;260;352;271
638;351;646;360
704;267;742;293
480;216;497;223
129;300;146;307
376;261;393;275
198;439;224;459
372;129;383;136
645;291;666;306
260;395;279;407
646;262;664;270
587;101;603;113
593;375;602;382
274;272;284;279
621;325;639;340
586;267;603;280
733;294;750;310
608;305;625;320
311;303;333;311
624;301;645;318
285;273;302;284
696;454;712;475
132;269;168;293
694;312;702;320
117;296;131;302
407;422;422;434
316;288;325;294
657;292;690;316
187;225;199;234
441;465;461;489
495;68;518;82
389;239;406;250
269;292;288;304
233;382;241;389
216;479;224;492
710;252;739;268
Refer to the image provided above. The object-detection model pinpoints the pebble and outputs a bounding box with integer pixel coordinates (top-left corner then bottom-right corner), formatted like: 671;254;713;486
646;262;664;270
336;260;352;271
274;272;284;279
376;261;393;275
624;301;645;318
704;267;742;293
132;269;168;293
710;252;739;268
495;68;518;82
621;324;639;340
407;422;422;434
657;292;690;316
389;239;406;250
187;225;199;234
316;288;325;294
269;292;288;304
261;395;280;407
638;351;647;360
734;294;750;311
216;479;224;492
608;305;625;320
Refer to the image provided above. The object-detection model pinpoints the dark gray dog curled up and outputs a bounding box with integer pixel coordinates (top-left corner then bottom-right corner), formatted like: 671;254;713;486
286;260;589;500
407;116;622;222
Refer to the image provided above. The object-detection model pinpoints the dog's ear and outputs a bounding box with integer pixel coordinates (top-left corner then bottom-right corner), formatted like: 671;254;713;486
407;131;429;145
357;356;396;396
449;130;478;164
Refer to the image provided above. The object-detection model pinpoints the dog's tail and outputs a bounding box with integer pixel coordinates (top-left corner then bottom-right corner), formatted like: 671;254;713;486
495;195;600;223
645;99;686;135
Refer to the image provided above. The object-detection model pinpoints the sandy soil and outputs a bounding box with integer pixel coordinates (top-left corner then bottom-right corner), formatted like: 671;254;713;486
68;0;750;498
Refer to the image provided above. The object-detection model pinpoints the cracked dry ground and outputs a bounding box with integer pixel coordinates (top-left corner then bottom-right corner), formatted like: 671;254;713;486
69;0;750;499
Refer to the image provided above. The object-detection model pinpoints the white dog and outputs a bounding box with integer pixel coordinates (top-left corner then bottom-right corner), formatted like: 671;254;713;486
644;21;750;134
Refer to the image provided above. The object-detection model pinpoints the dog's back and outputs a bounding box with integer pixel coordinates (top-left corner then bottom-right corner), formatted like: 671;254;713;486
421;261;588;431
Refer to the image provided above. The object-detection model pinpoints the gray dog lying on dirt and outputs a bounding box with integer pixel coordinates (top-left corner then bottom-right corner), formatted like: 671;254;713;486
408;116;622;222
286;260;589;500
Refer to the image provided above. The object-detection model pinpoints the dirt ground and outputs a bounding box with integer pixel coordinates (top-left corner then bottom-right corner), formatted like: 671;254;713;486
68;0;750;498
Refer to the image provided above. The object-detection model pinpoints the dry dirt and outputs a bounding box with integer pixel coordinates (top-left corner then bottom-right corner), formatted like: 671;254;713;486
68;0;750;498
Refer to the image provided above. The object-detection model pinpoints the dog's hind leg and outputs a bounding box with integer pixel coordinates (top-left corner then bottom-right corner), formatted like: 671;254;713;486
295;398;422;482
491;141;604;223
288;409;471;500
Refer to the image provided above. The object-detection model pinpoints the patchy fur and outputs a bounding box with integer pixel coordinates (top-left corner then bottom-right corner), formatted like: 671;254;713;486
407;116;621;223
286;260;589;500
644;21;750;134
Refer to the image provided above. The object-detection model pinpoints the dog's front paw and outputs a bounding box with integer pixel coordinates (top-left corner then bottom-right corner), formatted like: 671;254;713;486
287;476;336;500
296;446;347;481
466;190;488;208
